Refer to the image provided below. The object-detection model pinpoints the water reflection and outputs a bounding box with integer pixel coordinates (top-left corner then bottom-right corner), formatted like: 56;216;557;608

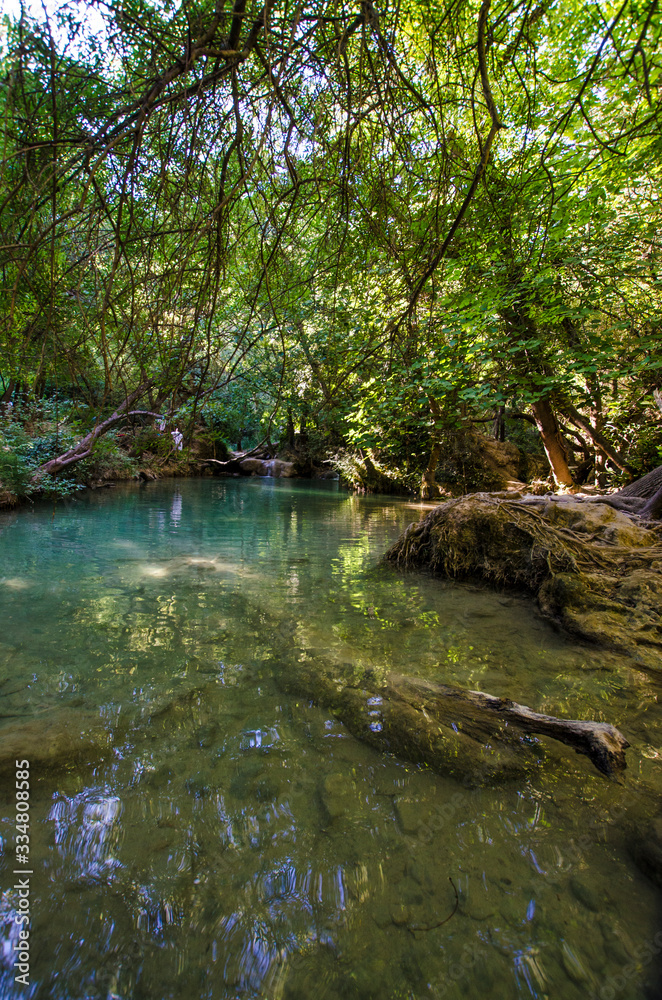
170;493;182;525
50;789;124;884
0;479;660;999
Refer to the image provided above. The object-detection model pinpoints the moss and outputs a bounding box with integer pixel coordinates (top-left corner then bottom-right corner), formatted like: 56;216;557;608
386;495;662;668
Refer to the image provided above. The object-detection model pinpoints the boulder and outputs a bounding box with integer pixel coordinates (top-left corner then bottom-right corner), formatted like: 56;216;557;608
239;458;269;476
386;495;662;668
238;457;296;477
0;710;114;775
264;459;295;477
475;435;524;485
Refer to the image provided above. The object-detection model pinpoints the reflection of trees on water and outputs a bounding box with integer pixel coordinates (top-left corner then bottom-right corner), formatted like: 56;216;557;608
1;482;662;997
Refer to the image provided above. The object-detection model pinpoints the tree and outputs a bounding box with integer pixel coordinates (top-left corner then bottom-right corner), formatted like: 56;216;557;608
1;0;660;491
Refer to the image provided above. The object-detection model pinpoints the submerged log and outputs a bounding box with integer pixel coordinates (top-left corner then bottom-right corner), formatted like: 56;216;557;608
279;656;629;783
385;675;629;778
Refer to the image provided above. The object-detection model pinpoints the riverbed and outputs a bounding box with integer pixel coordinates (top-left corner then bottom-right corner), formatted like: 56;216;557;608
0;478;660;999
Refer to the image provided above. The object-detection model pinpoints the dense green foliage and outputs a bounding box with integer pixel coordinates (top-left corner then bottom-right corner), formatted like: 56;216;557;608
0;0;660;497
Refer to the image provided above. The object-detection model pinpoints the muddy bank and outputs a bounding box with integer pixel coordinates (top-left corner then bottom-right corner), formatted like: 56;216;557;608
386;494;662;669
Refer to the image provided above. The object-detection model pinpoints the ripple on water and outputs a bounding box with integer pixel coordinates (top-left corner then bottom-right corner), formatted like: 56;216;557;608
0;478;660;1000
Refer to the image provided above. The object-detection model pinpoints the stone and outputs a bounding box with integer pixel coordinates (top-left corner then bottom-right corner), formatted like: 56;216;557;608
561;942;589;985
322;772;356;819
254;777;279;802
264;459;295;478
395;796;424;835
629;815;662;889
239;458;269;476
569;875;602;913
599;921;631;965
465;898;496;921
238;457;295;478
396;876;425;907
185;771;213;798
389;902;414;926
0;710;113;775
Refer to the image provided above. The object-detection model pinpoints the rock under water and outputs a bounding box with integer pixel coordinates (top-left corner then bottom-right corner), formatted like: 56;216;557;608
0;710;114;775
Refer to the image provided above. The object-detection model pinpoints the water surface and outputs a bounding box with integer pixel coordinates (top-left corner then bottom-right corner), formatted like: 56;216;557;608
0;478;660;999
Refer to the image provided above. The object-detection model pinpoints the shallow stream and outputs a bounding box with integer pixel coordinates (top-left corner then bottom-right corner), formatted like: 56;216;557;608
0;478;660;999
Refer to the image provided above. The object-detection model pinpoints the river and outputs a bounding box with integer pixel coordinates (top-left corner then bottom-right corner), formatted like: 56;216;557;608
0;477;660;999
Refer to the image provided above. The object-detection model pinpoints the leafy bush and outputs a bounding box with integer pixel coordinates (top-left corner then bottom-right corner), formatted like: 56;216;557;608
0;448;34;497
38;474;85;499
77;432;137;480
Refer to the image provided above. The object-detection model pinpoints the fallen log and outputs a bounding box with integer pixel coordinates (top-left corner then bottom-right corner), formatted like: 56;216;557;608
31;381;158;482
383;674;629;778
278;655;629;783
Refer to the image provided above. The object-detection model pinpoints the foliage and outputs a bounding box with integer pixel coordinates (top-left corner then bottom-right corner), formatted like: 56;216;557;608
0;446;34;498
0;0;661;496
76;432;137;481
0;421;85;498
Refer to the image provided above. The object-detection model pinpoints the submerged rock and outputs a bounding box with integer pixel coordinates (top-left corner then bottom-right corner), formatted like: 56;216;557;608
629;815;662;889
0;710;113;775
322;772;356;818
569;875;602;913
386;495;662;668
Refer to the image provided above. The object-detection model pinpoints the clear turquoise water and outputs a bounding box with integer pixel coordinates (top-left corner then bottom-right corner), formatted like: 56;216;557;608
0;477;660;1000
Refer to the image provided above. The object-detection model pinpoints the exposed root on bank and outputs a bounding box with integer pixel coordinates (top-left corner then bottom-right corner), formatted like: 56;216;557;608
386;494;662;669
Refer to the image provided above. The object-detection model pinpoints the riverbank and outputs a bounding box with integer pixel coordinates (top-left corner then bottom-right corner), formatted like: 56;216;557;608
0;400;558;510
386;491;662;670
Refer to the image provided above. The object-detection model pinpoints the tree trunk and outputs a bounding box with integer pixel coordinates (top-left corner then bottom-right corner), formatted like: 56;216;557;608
530;397;574;487
493;405;505;441
32;383;158;481
640;484;662;520
0;378;16;405
421;397;444;499
563;403;634;477
286;408;295;448
616;464;662;499
498;301;573;487
421;441;443;499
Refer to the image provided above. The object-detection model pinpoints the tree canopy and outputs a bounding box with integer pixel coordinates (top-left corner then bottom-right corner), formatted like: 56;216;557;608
1;0;661;494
